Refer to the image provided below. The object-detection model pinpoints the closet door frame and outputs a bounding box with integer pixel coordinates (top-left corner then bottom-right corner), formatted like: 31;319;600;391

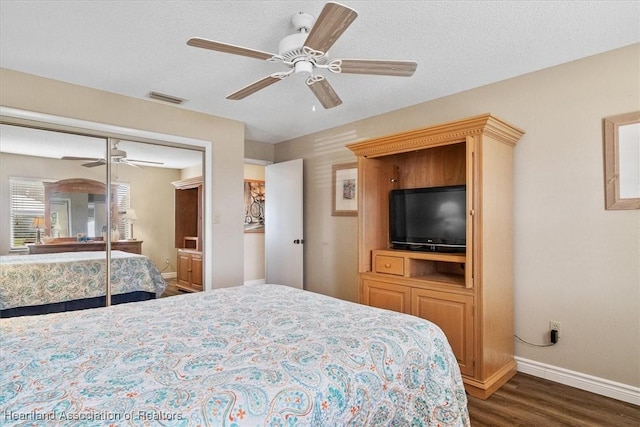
1;106;213;292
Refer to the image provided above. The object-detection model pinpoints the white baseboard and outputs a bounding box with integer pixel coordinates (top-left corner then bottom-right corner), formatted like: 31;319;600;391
243;278;266;285
162;272;177;279
516;357;640;405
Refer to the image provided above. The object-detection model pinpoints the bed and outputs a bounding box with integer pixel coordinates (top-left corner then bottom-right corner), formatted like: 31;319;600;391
0;284;469;426
0;250;166;318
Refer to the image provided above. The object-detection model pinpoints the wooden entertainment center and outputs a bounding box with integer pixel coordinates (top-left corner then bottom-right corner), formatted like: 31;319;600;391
347;114;524;399
172;176;203;292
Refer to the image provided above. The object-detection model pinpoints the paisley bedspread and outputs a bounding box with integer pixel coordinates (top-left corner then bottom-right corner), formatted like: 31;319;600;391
0;251;166;310
0;284;469;426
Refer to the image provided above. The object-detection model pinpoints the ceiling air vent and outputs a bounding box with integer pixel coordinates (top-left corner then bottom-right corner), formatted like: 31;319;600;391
147;91;186;105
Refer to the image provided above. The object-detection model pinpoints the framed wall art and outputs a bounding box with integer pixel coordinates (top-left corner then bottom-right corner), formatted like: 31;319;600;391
332;162;358;216
244;179;265;232
603;111;640;210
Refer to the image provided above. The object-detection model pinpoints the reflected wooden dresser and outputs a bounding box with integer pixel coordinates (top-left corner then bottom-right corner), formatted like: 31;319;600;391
27;240;142;255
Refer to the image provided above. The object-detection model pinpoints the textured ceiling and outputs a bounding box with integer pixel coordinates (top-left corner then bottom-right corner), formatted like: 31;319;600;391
1;1;639;144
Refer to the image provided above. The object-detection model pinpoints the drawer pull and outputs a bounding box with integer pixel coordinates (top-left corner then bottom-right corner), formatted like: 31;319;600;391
384;263;391;268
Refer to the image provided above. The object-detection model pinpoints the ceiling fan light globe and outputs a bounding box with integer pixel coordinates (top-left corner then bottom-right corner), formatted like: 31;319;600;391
294;61;313;75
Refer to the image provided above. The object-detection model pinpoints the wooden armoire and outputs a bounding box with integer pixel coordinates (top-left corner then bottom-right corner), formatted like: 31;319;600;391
347;114;524;399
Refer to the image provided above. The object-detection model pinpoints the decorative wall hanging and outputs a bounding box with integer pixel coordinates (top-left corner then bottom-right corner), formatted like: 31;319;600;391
603;111;640;209
244;180;265;232
332;162;358;216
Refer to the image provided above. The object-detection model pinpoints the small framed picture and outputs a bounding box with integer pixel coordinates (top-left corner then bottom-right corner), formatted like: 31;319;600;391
244;179;265;233
332;162;358;216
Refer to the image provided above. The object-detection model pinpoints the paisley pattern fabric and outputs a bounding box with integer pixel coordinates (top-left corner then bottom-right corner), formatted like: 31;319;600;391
0;251;166;310
0;284;469;426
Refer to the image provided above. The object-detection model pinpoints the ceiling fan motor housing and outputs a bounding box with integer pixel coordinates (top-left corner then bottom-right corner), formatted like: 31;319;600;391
278;12;322;68
278;32;308;58
111;148;127;160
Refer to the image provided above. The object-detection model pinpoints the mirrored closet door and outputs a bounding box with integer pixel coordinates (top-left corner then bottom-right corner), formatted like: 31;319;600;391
0;123;203;317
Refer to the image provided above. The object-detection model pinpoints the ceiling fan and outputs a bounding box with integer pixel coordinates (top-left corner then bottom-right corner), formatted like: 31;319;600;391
61;141;163;168
187;2;417;109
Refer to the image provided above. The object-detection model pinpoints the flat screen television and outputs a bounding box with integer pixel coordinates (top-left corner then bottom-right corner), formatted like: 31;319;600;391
390;185;466;252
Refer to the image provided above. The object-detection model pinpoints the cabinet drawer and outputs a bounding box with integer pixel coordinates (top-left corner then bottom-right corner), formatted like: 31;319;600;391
374;255;404;276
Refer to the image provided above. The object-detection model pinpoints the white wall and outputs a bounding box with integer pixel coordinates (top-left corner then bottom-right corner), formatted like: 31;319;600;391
274;44;640;389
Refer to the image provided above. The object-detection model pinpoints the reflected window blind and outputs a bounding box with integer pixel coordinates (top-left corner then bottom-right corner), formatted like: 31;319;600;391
114;183;131;239
9;178;45;249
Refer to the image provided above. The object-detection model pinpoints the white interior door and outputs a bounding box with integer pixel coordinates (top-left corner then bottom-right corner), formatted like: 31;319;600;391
265;159;304;288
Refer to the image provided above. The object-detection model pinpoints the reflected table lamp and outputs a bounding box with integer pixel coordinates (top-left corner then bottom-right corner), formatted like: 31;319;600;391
52;223;62;238
31;217;46;244
122;208;138;240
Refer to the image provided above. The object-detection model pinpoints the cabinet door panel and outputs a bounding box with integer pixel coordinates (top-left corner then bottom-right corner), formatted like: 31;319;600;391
191;254;203;290
357;158;397;273
177;252;191;286
362;279;411;314
412;289;474;376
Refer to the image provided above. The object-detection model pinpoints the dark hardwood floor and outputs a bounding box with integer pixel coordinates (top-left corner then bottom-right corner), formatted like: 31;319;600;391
159;280;638;425
160;278;183;297
467;373;639;426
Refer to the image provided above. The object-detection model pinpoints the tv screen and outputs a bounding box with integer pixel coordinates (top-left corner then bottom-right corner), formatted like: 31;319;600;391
390;185;466;252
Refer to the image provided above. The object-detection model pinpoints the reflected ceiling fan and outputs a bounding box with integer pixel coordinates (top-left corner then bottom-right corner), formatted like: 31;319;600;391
61;141;163;168
187;1;417;109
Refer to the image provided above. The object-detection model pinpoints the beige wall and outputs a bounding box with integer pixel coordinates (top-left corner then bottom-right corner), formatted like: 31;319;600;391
0;68;246;288
181;163;203;180
245;139;275;164
0;152;179;271
274;44;640;387
272;139;360;303
244;163;266;282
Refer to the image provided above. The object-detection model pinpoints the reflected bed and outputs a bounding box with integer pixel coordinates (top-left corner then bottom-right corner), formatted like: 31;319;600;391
0;284;469;425
0;250;166;318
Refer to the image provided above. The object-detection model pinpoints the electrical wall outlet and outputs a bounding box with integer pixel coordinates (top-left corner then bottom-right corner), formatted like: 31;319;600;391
549;320;561;337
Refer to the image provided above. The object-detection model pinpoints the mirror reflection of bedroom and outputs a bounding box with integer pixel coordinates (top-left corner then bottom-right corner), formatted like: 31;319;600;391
0;123;204;317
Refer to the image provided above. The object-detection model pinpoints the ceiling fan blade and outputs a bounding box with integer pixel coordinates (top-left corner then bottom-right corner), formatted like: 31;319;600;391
187;37;276;61
227;75;284;100
82;160;106;168
304;2;358;54
61;156;100;161
121;160;143;169
127;159;164;165
336;59;418;76
307;77;342;109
